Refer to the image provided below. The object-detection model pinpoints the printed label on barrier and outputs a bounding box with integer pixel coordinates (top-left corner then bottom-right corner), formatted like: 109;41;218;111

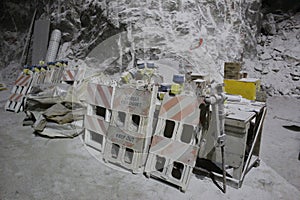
107;126;145;151
113;87;152;116
149;135;198;166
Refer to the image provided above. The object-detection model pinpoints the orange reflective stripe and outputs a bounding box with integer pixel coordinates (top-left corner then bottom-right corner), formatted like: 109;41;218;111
159;96;184;115
171;100;198;121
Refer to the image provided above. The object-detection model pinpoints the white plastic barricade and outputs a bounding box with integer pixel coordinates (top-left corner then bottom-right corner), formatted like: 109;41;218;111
50;67;64;84
5;93;26;112
84;83;114;152
31;68;61;86
11;73;33;94
144;94;202;192
5;73;33;112
103;85;158;173
32;70;49;85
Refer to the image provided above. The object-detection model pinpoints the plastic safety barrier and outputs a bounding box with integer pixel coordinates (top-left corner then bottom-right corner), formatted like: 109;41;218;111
5;73;33;112
144;94;202;192
11;73;33;94
62;69;77;82
5;93;26;113
103;85;158;173
84;83;114;152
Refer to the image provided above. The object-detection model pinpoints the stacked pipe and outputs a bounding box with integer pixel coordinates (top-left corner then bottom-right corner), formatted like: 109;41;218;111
45;29;62;63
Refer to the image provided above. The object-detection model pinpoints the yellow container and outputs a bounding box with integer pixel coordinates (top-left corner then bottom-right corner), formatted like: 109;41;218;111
170;83;183;95
121;72;132;83
224;78;260;100
34;67;40;73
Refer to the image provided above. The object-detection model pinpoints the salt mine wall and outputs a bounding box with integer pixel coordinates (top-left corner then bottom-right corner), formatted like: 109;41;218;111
1;0;300;96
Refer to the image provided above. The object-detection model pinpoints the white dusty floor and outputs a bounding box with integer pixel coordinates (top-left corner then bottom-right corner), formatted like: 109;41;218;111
0;88;299;200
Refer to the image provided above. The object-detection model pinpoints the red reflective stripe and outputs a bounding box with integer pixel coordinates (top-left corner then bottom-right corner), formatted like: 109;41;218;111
108;86;113;96
66;70;74;80
171;100;198;121
86;115;107;134
15;75;25;85
9;93;23;102
15;94;23;101
151;135;164;146
97;117;107;134
17;76;31;86
62;73;67;80
96;85;110;108
9;93;17;101
86;84;95;103
159;96;184;115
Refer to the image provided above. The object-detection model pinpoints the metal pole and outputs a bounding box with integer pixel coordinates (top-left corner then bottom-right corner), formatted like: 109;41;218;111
20;8;37;66
216;84;226;193
221;145;226;193
241;107;267;182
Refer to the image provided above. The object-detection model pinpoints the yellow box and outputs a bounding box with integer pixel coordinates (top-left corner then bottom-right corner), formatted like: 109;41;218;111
224;78;260;100
170;83;183;95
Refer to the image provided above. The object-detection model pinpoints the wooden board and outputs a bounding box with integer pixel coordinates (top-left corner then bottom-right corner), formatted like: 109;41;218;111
31;20;50;65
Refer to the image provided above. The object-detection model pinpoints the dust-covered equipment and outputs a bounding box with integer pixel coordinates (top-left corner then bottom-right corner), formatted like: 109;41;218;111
79;60;266;192
145;93;203;192
6;57;267;193
102;84;158;173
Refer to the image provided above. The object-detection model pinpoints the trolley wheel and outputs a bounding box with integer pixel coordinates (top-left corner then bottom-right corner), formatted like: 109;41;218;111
145;172;151;178
132;171;138;175
180;186;187;193
254;159;260;167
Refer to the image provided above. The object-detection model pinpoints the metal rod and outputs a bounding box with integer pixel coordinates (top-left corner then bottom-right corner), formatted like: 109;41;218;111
244;156;260;175
20;8;37;66
241;107;267;183
194;166;240;189
221;145;226;193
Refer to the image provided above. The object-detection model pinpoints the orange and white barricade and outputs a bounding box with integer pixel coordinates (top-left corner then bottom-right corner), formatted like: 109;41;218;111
144;94;203;192
30;67;56;86
11;73;33;94
62;69;78;82
103;85;158;173
5;73;33;112
84;83;114;152
61;68;85;86
5;93;27;113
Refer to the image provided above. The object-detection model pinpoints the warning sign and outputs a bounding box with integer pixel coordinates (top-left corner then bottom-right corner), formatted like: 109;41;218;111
113;87;152;116
107;126;145;151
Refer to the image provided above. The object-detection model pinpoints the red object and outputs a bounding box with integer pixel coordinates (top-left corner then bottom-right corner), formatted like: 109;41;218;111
199;38;203;46
190;38;204;50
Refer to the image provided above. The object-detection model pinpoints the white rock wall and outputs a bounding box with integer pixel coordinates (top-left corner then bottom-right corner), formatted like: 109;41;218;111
79;0;262;83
